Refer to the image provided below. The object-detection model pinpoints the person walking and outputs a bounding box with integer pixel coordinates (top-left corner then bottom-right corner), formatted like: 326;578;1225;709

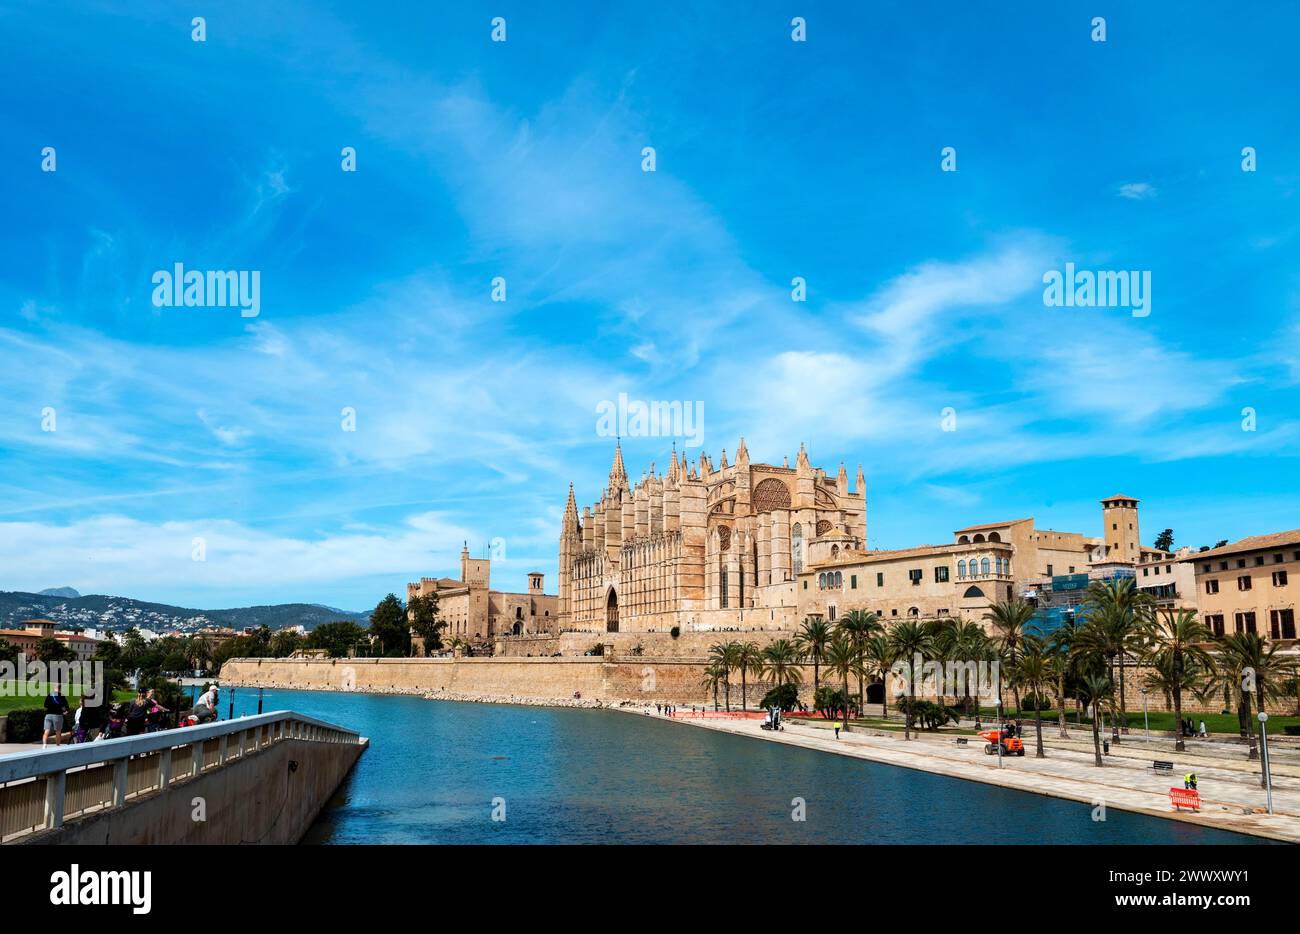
1198;720;1207;738
43;687;71;746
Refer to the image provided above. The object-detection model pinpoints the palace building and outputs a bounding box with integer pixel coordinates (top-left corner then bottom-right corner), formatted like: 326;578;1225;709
407;545;557;653
558;441;867;634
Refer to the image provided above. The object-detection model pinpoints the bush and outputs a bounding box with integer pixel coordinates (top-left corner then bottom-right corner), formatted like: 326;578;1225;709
1017;693;1052;713
5;708;47;743
814;686;854;719
670;626;680;639
759;683;800;712
1283;725;1300;737
897;697;960;730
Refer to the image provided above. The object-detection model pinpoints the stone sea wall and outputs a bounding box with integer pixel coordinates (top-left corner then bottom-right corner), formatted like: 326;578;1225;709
219;656;1298;715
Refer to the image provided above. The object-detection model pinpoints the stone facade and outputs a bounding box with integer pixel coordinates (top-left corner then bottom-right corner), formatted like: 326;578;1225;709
406;545;557;652
558;441;866;635
1185;531;1299;645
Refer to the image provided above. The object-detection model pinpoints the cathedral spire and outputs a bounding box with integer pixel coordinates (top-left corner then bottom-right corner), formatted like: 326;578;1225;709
669;443;679;481
719;448;728;469
736;437;749;465
855;464;865;496
563;483;579;530
608;440;629;494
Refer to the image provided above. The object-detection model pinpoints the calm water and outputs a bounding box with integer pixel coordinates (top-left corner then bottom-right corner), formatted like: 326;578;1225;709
225;688;1274;845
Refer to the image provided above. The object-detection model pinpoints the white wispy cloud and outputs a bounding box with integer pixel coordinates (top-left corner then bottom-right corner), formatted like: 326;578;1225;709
1117;182;1158;200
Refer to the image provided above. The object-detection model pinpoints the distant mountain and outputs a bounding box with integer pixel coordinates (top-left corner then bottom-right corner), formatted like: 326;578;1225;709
0;591;369;634
38;587;81;598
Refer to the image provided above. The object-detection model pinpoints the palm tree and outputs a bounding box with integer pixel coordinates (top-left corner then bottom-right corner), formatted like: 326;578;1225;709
822;633;863;731
1015;636;1051;758
1143;650;1213;728
1045;647;1071;739
1215;632;1299;772
1078;672;1116;767
795;618;833;696
984;597;1036;714
1139;608;1213;752
926;618;957;707
1083;577;1150;733
861;634;895;720
708;641;744;711
702;660;725;711
837;610;882;711
760;639;804;694
887;620;932;740
735;641;764;711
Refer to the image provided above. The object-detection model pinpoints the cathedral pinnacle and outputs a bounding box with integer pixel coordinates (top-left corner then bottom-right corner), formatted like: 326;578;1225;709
608;440;629;494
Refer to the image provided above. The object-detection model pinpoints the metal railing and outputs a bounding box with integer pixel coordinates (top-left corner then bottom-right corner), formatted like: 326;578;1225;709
0;710;362;843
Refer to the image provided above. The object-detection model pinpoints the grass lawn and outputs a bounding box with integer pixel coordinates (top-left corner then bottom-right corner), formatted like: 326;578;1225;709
0;682;134;716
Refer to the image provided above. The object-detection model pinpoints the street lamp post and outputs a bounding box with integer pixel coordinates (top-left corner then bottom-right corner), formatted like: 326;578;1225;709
1259;712;1274;814
1141;688;1149;739
995;698;1003;769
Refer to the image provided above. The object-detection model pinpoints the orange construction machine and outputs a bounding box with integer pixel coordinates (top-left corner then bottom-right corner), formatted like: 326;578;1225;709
979;728;1025;756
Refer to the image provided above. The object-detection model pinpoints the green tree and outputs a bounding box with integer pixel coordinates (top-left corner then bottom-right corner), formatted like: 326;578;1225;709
758;683;800;712
35;636;77;663
702;660;725;711
861;634;896;719
0;638;18;665
269;629;303;658
735;641;763;711
1215;632;1298;772
305;620;367;659
369;594;410;657
794;618;833;696
1139;607;1214;752
1015;636;1051;758
407;592;445;656
837;609;882;711
120;628;149;672
760;640;803;693
887;620;933;741
1154;528;1175;552
983;597;1036;713
822;633;862;731
707;641;743;711
1081;577;1150;734
1078;673;1116;767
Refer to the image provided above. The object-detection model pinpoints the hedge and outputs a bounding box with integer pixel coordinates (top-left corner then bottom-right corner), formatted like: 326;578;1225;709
5;708;48;743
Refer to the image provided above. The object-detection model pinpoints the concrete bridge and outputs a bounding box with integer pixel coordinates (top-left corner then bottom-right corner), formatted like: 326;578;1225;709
0;711;367;844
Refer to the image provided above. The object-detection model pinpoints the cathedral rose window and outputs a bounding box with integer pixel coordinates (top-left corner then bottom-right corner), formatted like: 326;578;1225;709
752;478;791;512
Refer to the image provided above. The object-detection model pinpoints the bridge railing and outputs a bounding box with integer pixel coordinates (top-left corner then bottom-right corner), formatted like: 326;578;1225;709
0;710;362;843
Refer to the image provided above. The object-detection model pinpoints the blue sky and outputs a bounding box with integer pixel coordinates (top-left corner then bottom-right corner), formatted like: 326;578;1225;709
2;1;1298;611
